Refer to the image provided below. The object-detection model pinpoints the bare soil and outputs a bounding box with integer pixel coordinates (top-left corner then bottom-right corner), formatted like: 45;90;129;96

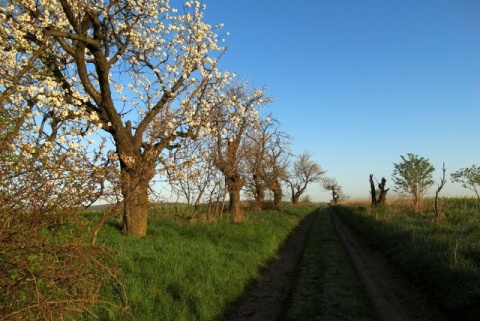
222;208;449;321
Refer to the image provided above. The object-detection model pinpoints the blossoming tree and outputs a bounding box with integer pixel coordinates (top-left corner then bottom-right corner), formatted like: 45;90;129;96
208;80;269;220
2;0;239;236
251;119;291;209
1;11;122;316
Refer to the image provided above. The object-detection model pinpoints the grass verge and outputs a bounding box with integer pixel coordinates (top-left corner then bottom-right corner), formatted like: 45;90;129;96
334;200;480;321
85;205;316;321
282;207;376;321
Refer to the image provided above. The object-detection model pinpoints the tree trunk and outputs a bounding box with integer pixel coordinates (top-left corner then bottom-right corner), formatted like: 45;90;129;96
331;188;340;204
229;189;242;221
369;174;377;205
120;167;150;237
377;177;389;205
413;191;422;213
370;175;389;206
272;187;283;209
264;177;282;209
226;175;245;222
434;190;441;222
434;163;447;223
252;174;265;210
291;191;300;205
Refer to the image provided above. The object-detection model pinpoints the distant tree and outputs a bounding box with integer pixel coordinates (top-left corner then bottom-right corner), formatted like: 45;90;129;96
166;137;223;214
392;153;435;212
261;126;290;208
244;117;271;210
451;165;480;203
369;174;389;205
245;117;290;209
322;177;344;205
286;152;325;204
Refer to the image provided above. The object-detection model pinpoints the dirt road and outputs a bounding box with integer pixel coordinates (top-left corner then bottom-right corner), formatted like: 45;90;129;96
222;208;448;321
331;211;447;321
222;212;316;321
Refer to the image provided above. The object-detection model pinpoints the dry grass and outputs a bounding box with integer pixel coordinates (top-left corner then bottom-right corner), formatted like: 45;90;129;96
341;196;415;207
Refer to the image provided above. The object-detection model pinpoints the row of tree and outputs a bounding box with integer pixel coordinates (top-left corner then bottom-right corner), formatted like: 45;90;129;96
0;0;334;237
0;2;341;318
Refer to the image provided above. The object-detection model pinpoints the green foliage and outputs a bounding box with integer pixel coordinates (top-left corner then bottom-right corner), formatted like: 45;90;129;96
334;200;480;321
392;153;435;209
451;165;480;200
88;205;315;320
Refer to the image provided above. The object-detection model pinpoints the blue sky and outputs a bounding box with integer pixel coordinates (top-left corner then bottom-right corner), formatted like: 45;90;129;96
200;0;480;201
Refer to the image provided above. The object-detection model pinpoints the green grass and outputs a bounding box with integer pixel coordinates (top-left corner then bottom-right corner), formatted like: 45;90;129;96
85;205;316;321
282;208;376;321
333;198;480;321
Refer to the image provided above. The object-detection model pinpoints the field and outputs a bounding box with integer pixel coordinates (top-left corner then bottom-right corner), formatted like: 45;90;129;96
5;198;479;320
85;205;316;321
333;197;480;321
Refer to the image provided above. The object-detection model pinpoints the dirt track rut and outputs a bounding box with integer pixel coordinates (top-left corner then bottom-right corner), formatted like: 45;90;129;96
223;208;448;321
331;211;447;321
222;212;315;321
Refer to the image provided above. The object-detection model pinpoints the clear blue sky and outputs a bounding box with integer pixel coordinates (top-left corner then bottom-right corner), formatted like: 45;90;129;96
200;0;480;201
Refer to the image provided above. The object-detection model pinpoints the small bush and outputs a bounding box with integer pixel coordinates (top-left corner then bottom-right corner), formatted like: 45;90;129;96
0;210;124;321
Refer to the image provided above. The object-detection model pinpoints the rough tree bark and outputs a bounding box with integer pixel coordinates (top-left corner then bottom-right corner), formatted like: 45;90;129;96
271;179;283;209
252;173;265;211
119;152;156;236
290;185;304;205
226;174;246;222
121;173;149;236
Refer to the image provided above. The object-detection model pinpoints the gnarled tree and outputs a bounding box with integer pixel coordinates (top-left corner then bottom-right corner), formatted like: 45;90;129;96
322;177;344;205
260;120;290;208
369;174;389;205
286;151;325;204
209;81;269;220
4;0;237;236
244;117;269;210
245;116;290;210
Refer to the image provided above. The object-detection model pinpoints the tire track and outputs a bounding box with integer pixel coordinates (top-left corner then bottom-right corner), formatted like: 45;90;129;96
331;210;448;321
222;211;316;321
